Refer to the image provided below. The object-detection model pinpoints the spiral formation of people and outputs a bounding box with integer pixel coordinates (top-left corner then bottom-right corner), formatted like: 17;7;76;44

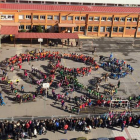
0;48;139;140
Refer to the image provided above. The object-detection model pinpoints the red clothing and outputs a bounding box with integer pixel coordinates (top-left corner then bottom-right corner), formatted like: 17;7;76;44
19;65;22;69
64;124;68;130
129;117;132;122
26;123;30;129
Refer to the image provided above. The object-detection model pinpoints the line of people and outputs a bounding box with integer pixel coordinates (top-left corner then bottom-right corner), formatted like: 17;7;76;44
0;112;140;140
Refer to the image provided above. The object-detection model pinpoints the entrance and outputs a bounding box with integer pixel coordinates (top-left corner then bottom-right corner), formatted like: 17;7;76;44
67;27;72;33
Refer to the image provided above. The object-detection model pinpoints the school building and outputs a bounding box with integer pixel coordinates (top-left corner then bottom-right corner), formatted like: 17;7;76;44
1;1;140;38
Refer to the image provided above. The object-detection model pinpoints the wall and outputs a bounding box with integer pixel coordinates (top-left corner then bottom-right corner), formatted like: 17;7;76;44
0;10;140;37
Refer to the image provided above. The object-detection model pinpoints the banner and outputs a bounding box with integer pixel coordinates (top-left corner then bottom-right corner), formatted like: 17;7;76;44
43;83;50;88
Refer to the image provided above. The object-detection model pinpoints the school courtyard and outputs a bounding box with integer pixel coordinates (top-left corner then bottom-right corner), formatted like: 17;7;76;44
0;37;140;139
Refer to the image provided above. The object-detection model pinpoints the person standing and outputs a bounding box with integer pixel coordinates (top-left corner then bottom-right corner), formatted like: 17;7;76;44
21;85;24;92
11;84;14;93
117;80;120;88
110;52;113;60
121;121;125;132
138;117;140;128
16;79;19;86
64;124;68;134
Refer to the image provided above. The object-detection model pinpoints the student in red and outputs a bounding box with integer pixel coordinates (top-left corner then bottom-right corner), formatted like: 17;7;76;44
82;71;85;77
44;74;47;80
64;124;68;134
19;64;22;70
25;122;30;132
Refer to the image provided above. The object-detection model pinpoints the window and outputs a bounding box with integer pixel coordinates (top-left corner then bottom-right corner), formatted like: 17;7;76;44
33;15;38;20
75;16;80;21
94;17;99;21
26;25;31;30
81;16;86;21
133;18;138;22
19;25;24;30
89;17;93;21
126;27;131;29
47;25;52;30
93;26;98;32
132;27;136;29
101;17;106;21
33;26;36;29
100;26;105;32
127;18;132;22
1;15;14;20
80;26;85;31
114;17;119;21
119;27;124;32
54;16;59;20
26;15;31;19
68;16;73;20
41;26;45;30
46;26;52;32
88;26;92;32
40;15;45;20
61;27;66;30
47;25;52;29
54;26;59;31
138;27;140;32
74;26;79;31
106;27;111;32
61;16;66;20
120;17;125;22
47;15;53;20
113;27;118;32
107;17;112;21
19;15;24;19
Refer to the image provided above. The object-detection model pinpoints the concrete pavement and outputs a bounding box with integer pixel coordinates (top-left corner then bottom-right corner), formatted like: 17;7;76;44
24;126;140;140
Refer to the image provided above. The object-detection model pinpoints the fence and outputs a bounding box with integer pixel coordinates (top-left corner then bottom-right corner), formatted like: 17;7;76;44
0;112;139;122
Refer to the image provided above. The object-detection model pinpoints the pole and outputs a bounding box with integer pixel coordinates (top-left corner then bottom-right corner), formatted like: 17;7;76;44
0;34;1;48
40;42;41;51
14;37;15;47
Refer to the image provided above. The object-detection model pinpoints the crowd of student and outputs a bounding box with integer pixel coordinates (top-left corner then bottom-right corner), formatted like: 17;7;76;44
0;112;140;139
100;53;134;80
0;50;136;109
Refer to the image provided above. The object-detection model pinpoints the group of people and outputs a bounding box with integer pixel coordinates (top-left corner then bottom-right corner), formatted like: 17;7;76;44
100;53;134;80
0;112;140;139
0;50;135;110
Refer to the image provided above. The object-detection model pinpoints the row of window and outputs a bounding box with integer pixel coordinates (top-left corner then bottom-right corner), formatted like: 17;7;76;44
1;15;14;20
74;26;139;32
19;15;139;22
0;14;139;22
20;15;84;21
19;25;59;31
19;25;139;32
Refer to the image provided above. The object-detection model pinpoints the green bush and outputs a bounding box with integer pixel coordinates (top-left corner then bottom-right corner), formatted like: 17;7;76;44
36;25;43;32
20;29;26;32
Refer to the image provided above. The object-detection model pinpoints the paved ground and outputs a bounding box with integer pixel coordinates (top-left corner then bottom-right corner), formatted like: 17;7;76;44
1;38;140;139
0;38;140;119
22;126;140;140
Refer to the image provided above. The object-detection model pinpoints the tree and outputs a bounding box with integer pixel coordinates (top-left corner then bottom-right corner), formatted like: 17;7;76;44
36;25;43;33
20;29;26;32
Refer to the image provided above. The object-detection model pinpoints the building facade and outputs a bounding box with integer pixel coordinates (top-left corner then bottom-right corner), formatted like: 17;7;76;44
1;3;140;38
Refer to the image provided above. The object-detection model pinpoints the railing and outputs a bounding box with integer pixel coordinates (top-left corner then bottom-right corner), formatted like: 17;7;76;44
0;112;139;121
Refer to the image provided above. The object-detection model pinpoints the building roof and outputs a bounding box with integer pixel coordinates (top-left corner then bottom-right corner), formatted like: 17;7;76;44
15;0;140;5
0;26;18;35
1;3;140;13
15;33;79;39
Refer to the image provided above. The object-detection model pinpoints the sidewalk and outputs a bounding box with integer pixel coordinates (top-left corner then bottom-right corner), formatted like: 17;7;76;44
31;126;140;140
78;34;101;39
